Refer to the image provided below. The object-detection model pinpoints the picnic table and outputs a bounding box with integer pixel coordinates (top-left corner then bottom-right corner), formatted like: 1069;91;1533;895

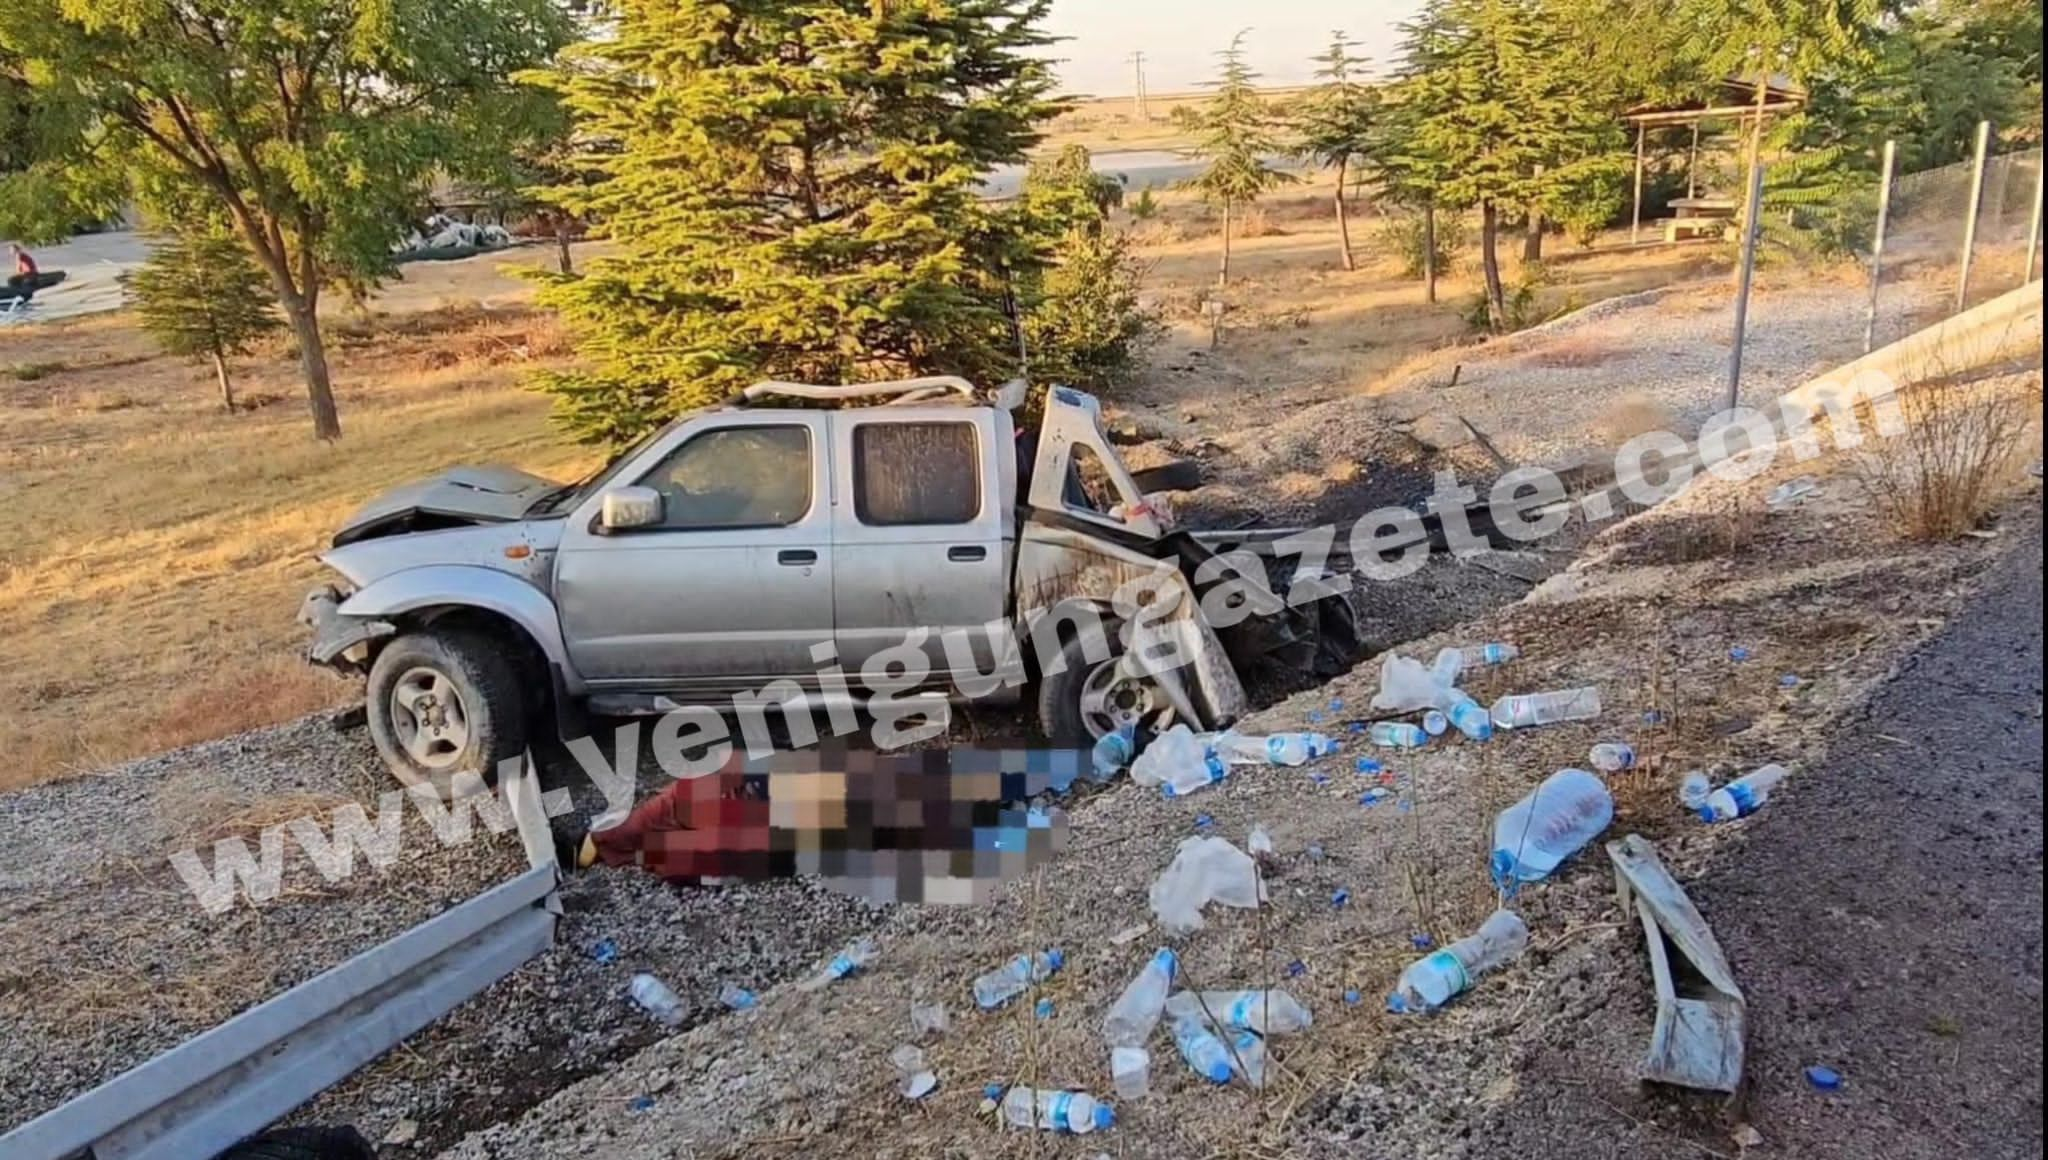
1665;196;1737;242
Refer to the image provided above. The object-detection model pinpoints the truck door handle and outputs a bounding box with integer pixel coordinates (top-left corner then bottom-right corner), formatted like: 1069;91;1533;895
777;549;818;566
947;546;987;562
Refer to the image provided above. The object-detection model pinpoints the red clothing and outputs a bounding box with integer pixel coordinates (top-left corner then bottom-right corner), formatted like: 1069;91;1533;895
13;251;35;278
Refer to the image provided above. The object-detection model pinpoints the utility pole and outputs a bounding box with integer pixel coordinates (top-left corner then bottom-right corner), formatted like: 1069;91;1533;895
1129;51;1149;121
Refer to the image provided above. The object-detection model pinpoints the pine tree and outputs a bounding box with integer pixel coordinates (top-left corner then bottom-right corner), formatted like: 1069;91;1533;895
1178;32;1293;288
530;0;1061;445
1370;2;1463;303
1295;32;1381;271
128;226;282;412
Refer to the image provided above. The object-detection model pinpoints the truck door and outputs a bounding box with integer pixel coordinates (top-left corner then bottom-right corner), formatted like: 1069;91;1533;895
555;415;834;685
830;410;1011;684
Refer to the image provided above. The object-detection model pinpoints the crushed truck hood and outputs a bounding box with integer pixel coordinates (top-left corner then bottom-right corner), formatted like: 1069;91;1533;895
333;465;560;546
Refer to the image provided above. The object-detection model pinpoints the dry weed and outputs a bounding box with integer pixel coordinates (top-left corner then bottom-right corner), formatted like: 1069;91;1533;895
1854;375;2042;540
1524;332;1626;370
140;658;351;756
1236;207;1289;239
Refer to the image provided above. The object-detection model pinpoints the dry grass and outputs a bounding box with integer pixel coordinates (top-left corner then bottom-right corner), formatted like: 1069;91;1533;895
0;266;600;792
1523;332;1629;370
1854;372;2043;541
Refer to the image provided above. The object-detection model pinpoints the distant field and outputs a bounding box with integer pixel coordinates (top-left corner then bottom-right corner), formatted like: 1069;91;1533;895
1036;87;1313;154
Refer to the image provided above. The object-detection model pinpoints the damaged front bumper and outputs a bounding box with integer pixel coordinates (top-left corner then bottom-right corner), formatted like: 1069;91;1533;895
298;584;396;670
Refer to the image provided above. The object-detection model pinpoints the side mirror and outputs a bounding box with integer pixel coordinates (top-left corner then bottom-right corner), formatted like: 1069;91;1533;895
599;486;663;531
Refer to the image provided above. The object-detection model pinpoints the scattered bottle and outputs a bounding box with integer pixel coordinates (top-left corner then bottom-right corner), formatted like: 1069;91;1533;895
1388;909;1530;1014
1589;742;1637;773
1150;836;1265;935
1111;1046;1151;1100
1230;1030;1270;1088
1368;721;1430;749
1247;825;1275;857
1454;642;1519;668
1169;1014;1236;1083
1445;694;1496;742
1215;731;1339;767
1422;709;1449;736
798;937;877;992
628;973;686;1026
1490;686;1603;729
717;984;758;1012
1490;768;1614;888
1698;764;1790;822
1165;989;1312;1035
1130;724;1224;794
1678;771;1712;811
973;949;1065;1009
1090;724;1135;780
910;1000;949;1038
1430;647;1465;690
1000;1087;1116;1134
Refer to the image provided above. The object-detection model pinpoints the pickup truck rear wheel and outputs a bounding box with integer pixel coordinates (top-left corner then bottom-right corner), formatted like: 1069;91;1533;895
1038;633;1172;744
366;629;527;798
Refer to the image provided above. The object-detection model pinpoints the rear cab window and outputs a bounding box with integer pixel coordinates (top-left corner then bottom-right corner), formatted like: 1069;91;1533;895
852;421;981;526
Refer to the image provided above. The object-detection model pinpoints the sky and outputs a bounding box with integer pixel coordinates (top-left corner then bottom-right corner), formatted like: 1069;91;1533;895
1041;1;1429;97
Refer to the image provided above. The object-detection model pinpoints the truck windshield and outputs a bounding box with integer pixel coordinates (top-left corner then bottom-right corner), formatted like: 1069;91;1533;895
524;424;669;517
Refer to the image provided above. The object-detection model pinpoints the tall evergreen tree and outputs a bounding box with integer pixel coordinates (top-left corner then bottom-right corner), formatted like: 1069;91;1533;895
530;0;1061;445
1178;32;1293;288
1295;32;1380;271
128;225;282;412
1370;2;1462;303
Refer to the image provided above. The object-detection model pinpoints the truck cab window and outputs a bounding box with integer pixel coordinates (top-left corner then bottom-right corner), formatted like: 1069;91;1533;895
639;425;812;529
854;421;980;525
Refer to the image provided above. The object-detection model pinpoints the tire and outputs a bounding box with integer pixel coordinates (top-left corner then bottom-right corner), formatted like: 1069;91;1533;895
1036;628;1172;745
213;1126;376;1160
1312;594;1364;679
366;629;528;798
1128;458;1203;494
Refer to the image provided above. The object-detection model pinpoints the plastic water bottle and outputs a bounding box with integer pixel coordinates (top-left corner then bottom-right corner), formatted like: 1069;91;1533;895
1111;1046;1150;1100
1699;764;1789;822
973;949;1065;1009
1457;642;1520;667
1431;647;1465;690
628;974;686;1026
1102;949;1178;1047
1679;771;1712;811
1000;1087;1116;1134
1132;725;1227;797
1368;721;1429;749
1589;742;1637;772
1090;725;1135;780
1490;686;1602;729
1490;768;1614;887
1221;731;1338;767
1230;1029;1270;1088
717;983;758;1012
1388;910;1530;1014
1422;709;1450;736
798;937;877;991
1165;989;1312;1035
1169;1014;1235;1084
1445;695;1495;742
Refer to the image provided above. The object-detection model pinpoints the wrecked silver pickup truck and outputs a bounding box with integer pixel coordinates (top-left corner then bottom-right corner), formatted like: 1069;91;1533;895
302;378;1361;793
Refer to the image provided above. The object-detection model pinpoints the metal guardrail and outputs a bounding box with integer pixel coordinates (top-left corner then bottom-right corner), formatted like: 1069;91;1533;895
0;761;563;1160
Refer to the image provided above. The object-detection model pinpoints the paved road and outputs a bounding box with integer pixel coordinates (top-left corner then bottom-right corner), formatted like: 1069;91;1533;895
1693;507;2044;1158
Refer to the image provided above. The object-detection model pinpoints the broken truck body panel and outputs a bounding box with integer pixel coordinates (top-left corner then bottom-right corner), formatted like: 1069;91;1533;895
302;379;1356;783
1609;833;1746;1093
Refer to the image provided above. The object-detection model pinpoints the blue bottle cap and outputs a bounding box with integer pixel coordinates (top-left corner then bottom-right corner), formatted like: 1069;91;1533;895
1093;1105;1117;1130
1331;888;1351;907
1344;989;1363;1005
1202;1060;1232;1083
1034;998;1056;1019
1385;993;1408;1015
984;1083;1005;1101
1045;948;1066;972
1489;849;1517;888
1356;757;1384;774
1805;1065;1843;1090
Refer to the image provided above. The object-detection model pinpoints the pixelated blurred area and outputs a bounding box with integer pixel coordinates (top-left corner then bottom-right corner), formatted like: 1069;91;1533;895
588;746;1077;902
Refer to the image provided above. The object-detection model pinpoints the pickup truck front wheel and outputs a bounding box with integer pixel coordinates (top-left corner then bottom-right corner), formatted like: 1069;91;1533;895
366;630;527;798
1038;634;1171;744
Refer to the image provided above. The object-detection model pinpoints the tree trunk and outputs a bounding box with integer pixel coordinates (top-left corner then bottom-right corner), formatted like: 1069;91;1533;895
1523;205;1544;262
280;287;341;440
1480;201;1506;331
1218;199;1233;288
212;350;235;412
554;215;574;275
1334;159;1355;272
1423;201;1439;304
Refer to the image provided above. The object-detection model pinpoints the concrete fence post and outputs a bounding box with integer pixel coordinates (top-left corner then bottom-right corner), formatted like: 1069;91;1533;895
1956;120;1992;312
1865;140;1897;354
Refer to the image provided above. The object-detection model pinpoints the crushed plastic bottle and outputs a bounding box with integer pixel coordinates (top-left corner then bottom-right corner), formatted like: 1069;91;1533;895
1150;836;1265;935
1388;909;1530;1014
1490;686;1603;729
1165;989;1312;1035
797;937;878;992
1445;694;1496;742
1000;1087;1116;1133
1368;721;1430;749
1169;1014;1236;1084
1131;724;1227;797
1111;1046;1151;1100
1422;709;1450;736
717;983;758;1012
1698;764;1790;822
1091;724;1136;780
628;974;686;1026
1589;742;1637;773
1230;1029;1270;1087
1491;768;1614;888
910;1000;949;1038
1372;652;1445;713
973;949;1065;1009
1679;771;1712;811
889;1044;937;1100
1247;825;1275;857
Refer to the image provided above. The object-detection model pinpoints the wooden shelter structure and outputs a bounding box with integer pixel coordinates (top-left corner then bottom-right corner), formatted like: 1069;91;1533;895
1622;76;1808;243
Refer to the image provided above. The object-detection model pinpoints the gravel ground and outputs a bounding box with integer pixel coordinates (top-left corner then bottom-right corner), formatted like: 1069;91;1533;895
428;389;2037;1159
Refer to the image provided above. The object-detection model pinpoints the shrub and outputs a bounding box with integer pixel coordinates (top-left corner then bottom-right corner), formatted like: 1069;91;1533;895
1024;227;1161;393
1854;378;2039;540
1376;210;1467;279
1129;188;1161;220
